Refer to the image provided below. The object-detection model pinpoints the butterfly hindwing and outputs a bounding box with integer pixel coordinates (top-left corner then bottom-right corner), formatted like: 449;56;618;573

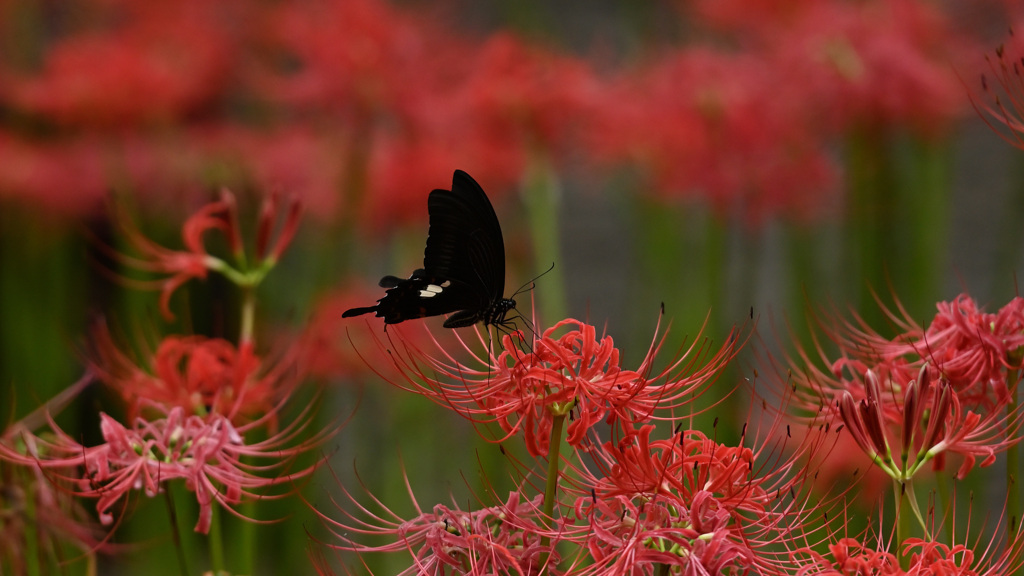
351;273;471;324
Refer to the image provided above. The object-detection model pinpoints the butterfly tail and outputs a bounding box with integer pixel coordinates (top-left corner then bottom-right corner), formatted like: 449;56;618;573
341;305;379;318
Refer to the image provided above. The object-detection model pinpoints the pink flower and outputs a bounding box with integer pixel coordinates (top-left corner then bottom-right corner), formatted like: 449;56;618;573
2;401;327;534
796;294;1024;415
900;296;1024;405
316;481;558;575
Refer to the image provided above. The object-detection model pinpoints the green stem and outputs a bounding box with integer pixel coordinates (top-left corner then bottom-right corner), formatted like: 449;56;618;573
1007;367;1020;552
539;413;567;570
238;499;257;575
163;486;190;576
902;481;927;536
25;474;40;576
844;125;894;328
899;138;948;318
895;479;911;570
209;503;225;574
239;286;256;345
935;467;952;544
522;154;567;326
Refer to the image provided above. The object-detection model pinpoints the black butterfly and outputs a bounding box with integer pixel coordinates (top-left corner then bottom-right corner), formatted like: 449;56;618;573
342;170;517;329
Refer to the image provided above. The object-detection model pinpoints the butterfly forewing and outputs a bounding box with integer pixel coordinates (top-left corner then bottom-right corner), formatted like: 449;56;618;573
423;171;506;305
342;169;515;328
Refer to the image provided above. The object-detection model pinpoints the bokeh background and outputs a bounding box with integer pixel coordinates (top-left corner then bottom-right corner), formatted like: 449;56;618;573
2;0;1024;573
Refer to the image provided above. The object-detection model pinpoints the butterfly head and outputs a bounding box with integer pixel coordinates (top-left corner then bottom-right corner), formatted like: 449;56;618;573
487;297;517;327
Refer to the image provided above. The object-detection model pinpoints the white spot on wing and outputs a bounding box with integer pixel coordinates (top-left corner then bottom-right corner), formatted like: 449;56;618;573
420;284;444;298
440;280;451;287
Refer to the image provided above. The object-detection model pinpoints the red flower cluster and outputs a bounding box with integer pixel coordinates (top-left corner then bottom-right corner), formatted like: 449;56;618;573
91;327;299;425
794;535;1016;576
793;294;1024;481
318;488;557;575
379;316;738;457
0;194;328;535
320;312;833;574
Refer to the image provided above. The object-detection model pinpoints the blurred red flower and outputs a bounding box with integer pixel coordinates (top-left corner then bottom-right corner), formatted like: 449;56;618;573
3;2;234;130
91;325;301;426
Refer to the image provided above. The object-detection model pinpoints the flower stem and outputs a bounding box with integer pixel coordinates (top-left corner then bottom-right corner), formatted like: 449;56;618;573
239;285;256;345
895;480;910;570
522;154;567;325
209;503;225;574
539;413;567;570
238;499;257;575
845;125;895;328
163;486;190;576
25;478;40;576
1007;367;1020;550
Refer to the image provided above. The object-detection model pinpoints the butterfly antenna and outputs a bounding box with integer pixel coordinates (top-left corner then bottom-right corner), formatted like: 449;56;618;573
511;262;555;298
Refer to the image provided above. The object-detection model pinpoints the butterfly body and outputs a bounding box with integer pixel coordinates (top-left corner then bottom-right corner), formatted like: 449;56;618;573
343;170;517;329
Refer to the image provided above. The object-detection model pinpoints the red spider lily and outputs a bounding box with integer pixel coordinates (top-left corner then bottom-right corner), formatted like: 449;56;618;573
794;535;1022;576
581;425;770;515
817;295;1024;408
114;188;301;321
572;490;755;576
552;414;837;575
89;323;301;426
974;23;1024;150
787;294;1024;453
370;315;740;457
114;194;232;320
837;365;1023;480
1;399;329;534
314;473;559;575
